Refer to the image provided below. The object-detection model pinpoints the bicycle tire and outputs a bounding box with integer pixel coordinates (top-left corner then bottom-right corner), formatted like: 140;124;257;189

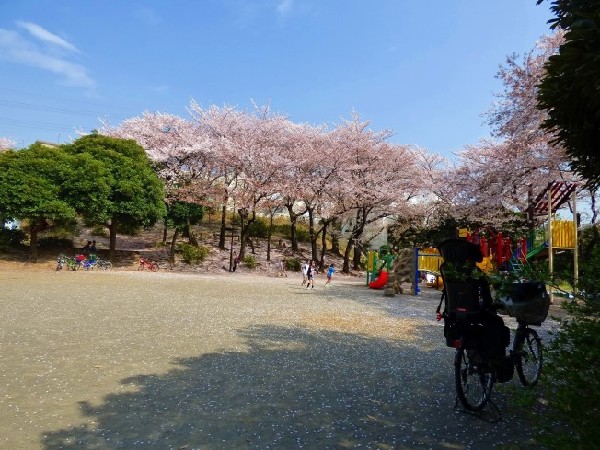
150;263;159;272
455;347;494;411
514;327;542;387
98;261;112;270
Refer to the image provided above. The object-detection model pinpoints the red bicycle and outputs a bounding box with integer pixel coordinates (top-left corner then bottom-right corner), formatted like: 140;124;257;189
138;257;159;272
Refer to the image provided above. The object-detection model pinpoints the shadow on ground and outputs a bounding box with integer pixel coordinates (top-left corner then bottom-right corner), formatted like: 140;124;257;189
41;322;535;449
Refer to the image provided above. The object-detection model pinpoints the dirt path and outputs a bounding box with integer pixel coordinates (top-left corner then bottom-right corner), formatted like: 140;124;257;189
0;270;560;449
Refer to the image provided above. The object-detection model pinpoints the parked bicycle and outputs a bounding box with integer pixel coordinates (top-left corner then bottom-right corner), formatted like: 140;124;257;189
95;259;113;270
82;254;113;271
56;253;112;271
56;254;75;271
436;239;550;414
138;257;159;272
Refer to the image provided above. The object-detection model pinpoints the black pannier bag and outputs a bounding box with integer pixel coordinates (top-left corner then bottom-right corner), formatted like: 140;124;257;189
443;314;460;347
479;311;510;360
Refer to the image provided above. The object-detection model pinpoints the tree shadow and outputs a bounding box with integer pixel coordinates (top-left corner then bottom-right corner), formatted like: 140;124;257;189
42;323;536;449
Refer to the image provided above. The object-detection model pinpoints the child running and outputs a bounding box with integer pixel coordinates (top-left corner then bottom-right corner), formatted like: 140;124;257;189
306;260;316;289
325;263;335;287
301;260;309;286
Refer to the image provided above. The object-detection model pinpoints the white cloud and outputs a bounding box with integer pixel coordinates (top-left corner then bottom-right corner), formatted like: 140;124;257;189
16;21;79;53
0;23;95;89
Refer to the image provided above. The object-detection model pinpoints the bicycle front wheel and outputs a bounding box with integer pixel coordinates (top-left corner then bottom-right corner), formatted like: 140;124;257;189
514;327;542;387
455;347;494;411
98;261;112;270
150;263;159;272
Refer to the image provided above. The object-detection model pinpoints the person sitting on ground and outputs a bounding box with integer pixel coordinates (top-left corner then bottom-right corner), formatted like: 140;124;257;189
82;241;92;254
90;240;97;254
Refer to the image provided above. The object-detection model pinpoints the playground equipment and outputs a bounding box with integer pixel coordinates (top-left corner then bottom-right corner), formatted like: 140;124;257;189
368;246;432;295
368;270;388;289
366;245;394;288
367;180;579;299
459;181;578;301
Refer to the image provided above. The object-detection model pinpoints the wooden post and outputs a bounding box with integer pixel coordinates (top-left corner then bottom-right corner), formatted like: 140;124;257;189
548;188;554;304
573;189;578;297
228;198;236;272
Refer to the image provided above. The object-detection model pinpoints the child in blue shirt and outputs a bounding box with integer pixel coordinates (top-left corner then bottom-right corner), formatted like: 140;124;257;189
325;263;335;286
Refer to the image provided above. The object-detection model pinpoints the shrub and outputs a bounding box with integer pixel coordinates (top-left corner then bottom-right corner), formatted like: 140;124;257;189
296;226;311;242
177;243;209;264
538;313;600;448
90;224;109;237
242;254;258;269
247;218;269;238
37;237;73;249
285;257;301;272
0;228;26;249
273;223;310;242
116;222;141;236
529;244;600;448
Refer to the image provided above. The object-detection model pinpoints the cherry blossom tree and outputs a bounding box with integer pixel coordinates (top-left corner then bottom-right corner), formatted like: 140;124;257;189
191;103;292;258
100;112;216;258
290;124;347;264
274;122;317;252
325;115;421;272
0;137;15;151
445;33;594;228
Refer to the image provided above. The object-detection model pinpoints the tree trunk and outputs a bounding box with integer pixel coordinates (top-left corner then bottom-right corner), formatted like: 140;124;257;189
591;189;598;224
267;214;273;262
331;232;342;256
29;226;39;262
162;221;168;244
187;220;198;246
108;221;117;261
353;241;363;270
319;222;328;271
170;228;180;265
342;239;353;273
290;220;298;251
238;207;250;258
307;207;318;262
285;203;300;251
219;204;227;249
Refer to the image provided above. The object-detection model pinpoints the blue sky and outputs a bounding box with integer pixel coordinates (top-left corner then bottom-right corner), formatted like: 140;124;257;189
0;1;554;157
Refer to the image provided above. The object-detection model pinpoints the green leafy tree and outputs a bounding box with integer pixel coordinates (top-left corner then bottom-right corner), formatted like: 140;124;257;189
0;143;109;261
166;201;203;264
537;0;600;189
63;135;166;260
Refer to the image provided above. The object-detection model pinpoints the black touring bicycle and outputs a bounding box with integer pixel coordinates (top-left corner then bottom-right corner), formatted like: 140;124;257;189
436;239;550;413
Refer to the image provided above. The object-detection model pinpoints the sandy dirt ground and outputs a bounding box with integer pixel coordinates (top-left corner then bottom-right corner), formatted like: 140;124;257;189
0;267;564;449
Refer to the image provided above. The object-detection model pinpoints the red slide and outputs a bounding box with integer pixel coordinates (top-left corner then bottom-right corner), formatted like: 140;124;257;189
369;270;388;289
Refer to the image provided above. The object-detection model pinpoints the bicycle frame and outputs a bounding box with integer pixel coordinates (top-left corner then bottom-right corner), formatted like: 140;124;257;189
138;258;159;272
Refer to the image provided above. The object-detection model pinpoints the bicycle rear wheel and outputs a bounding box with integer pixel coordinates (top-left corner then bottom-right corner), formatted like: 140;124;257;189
150;263;159;272
455;347;494;411
514;327;542;386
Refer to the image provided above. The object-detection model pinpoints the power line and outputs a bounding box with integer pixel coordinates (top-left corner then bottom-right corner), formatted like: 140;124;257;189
0;87;144;115
0;98;114;118
0;116;86;132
